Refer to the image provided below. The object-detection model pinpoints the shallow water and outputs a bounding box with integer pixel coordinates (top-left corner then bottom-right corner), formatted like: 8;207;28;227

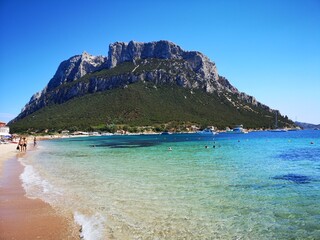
20;130;320;239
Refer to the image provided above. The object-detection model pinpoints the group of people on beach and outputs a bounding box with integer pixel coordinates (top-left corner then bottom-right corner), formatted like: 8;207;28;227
16;136;37;152
17;137;27;152
17;137;28;152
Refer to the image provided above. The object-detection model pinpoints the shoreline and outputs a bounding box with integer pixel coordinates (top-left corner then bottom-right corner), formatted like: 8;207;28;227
0;142;80;239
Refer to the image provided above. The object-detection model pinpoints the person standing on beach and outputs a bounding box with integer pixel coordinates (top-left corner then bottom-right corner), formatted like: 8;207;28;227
34;136;37;146
23;137;27;152
18;137;24;152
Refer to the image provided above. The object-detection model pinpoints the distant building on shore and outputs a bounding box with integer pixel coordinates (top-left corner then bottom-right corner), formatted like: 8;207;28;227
0;121;10;136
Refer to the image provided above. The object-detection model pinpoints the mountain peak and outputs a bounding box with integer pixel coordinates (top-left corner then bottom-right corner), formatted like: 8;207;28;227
46;52;106;92
81;50;89;56
107;40;185;68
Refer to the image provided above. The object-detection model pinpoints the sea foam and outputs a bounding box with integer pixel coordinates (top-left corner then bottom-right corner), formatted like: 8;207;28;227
19;161;62;202
74;212;106;240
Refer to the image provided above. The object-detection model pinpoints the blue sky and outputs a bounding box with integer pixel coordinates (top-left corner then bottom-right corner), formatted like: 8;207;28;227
0;0;319;124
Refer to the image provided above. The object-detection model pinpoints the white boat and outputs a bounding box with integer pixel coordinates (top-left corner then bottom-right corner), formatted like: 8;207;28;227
269;128;287;132
196;128;218;135
226;125;248;134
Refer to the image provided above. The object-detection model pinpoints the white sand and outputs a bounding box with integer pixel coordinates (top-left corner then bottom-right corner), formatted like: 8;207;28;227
0;142;19;174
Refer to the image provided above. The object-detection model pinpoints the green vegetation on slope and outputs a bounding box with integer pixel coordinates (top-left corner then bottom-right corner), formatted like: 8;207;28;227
9;81;293;133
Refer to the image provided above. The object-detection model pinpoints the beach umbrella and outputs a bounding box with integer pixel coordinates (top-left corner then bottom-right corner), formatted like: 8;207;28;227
0;132;11;138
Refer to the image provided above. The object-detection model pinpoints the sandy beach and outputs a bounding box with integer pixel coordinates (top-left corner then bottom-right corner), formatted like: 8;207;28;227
0;141;80;239
0;143;18;175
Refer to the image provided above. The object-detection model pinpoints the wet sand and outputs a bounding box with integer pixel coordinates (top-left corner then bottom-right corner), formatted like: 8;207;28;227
0;145;80;239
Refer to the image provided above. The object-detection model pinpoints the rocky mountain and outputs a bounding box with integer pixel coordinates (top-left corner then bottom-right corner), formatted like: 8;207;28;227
9;40;293;131
21;52;106;115
47;51;106;92
295;121;320;129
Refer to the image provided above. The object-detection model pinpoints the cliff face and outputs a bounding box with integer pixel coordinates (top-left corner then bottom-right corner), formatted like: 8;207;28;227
47;51;106;92
107;41;220;92
107;41;184;67
13;40;271;122
21;52;106;116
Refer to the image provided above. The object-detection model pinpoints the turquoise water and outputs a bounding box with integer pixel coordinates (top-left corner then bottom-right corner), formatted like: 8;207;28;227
21;131;320;239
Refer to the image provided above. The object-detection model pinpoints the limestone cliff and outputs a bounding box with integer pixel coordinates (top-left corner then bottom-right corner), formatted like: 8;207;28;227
107;41;220;92
47;51;106;92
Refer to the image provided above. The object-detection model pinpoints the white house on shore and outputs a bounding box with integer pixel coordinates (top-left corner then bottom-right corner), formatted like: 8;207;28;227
0;121;10;137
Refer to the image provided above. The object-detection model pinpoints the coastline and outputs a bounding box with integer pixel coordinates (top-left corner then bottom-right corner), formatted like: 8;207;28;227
0;142;80;239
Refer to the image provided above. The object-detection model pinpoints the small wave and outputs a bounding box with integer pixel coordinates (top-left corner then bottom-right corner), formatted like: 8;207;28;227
74;212;106;240
19;162;62;201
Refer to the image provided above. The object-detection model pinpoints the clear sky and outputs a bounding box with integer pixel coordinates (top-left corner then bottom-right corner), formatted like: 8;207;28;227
1;0;319;124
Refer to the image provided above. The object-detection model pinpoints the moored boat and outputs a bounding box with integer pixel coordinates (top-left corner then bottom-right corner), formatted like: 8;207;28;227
226;125;248;134
196;128;218;135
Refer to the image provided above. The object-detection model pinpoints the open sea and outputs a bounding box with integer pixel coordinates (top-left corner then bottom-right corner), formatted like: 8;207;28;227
19;130;320;239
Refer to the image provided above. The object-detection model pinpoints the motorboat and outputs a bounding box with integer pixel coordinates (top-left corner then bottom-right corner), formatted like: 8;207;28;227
196;128;218;135
226;125;248;134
